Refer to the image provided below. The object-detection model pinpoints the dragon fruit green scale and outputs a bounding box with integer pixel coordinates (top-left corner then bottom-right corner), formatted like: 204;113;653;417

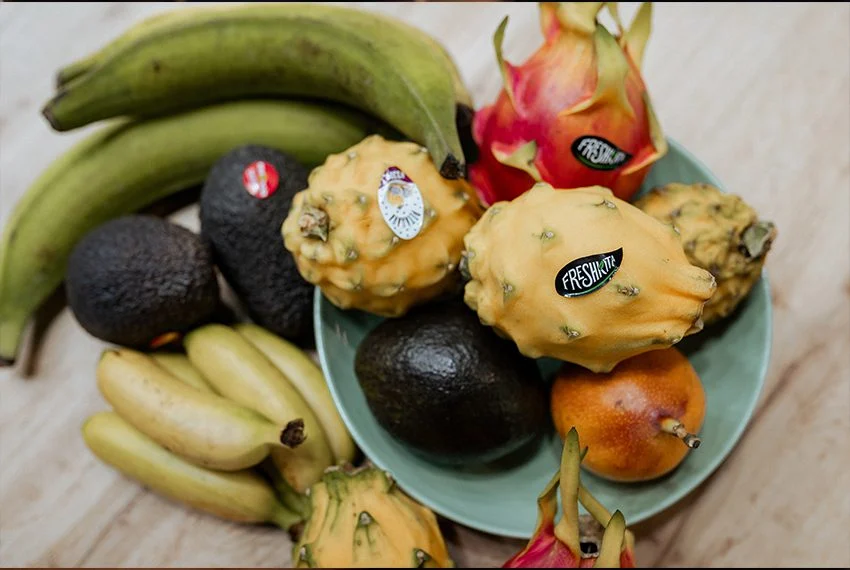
462;183;717;373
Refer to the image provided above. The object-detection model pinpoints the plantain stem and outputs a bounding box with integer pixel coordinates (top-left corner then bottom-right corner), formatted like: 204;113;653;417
660;418;701;449
554;428;583;556
258;458;311;519
270;503;305;534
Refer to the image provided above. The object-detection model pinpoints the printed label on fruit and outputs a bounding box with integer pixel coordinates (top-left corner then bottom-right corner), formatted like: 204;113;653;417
555;248;624;298
377;167;424;240
242;161;279;199
571;136;632;171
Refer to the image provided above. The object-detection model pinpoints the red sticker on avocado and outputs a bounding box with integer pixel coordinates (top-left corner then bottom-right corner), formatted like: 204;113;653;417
242;161;279;199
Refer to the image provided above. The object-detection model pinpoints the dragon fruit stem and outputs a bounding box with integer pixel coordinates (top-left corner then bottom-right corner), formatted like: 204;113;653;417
621;2;653;68
549;3;606;36
592;510;627;568
660;417;702;448
493;16;516;108
561;23;635;119
298;205;330;242
741;221;777;259
578;482;613;526
554;427;582;556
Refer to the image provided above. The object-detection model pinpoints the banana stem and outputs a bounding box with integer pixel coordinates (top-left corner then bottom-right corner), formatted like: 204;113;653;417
660;418;701;448
298;206;329;242
269;502;305;534
258;458;311;519
280;419;306;448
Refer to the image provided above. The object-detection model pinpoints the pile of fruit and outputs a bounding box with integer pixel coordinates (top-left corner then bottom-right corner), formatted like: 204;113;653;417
0;3;779;569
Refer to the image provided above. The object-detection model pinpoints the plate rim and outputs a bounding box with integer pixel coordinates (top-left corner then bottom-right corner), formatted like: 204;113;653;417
313;137;774;538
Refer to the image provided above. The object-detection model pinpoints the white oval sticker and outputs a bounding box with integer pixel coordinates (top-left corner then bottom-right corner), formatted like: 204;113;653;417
377;166;424;240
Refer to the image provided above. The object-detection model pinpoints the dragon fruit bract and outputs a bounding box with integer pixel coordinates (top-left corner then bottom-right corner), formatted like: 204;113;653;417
502;428;636;568
470;2;667;205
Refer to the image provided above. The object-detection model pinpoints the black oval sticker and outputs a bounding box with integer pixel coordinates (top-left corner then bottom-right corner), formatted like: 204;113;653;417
555;248;624;298
571;136;632;171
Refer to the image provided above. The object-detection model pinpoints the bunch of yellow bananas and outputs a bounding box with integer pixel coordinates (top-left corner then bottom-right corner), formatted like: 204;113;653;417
84;323;356;531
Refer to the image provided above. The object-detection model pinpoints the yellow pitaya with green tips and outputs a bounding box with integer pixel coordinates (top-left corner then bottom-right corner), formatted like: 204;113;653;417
293;465;454;568
462;183;716;373
283;135;483;317
634;182;777;325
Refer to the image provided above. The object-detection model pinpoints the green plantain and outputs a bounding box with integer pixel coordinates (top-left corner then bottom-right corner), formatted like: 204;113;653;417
42;3;468;178
0;99;383;364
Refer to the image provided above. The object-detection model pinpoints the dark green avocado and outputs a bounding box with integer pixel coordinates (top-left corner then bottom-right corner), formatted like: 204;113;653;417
65;215;219;348
354;300;548;466
200;145;314;346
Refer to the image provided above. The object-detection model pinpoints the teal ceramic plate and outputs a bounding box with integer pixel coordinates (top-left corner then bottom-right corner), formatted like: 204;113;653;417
314;139;772;539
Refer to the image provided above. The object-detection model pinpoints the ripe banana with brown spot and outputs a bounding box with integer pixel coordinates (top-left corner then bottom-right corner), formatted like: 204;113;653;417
82;411;302;529
0;99;383;365
97;348;305;471
42;3;469;179
184;324;334;493
235;323;357;464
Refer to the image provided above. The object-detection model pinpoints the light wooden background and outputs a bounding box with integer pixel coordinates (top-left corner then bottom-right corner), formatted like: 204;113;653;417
1;2;848;568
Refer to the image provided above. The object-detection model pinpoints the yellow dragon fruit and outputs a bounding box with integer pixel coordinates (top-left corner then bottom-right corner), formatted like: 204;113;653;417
462;183;716;373
634;182;777;325
282;135;483;317
293;465;454;568
470;2;667;205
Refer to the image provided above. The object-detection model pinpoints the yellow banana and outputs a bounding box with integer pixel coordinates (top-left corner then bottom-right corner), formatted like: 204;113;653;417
149;352;214;393
41;3;467;179
0;99;384;364
184;324;334;492
148;349;311;516
235;323;357;464
97;348;305;471
82;411;301;529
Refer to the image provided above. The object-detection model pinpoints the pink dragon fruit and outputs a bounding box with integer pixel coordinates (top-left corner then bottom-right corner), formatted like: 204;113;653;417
470;2;667;206
502;428;636;568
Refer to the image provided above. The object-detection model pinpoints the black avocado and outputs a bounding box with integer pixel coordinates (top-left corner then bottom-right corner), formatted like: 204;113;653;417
199;145;315;345
354;299;548;466
65;215;219;348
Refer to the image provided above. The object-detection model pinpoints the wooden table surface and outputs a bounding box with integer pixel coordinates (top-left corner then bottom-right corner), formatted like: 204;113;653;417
1;2;848;568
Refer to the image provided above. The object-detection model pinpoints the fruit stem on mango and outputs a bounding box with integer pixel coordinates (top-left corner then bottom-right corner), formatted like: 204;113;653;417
660;417;701;449
298;206;329;242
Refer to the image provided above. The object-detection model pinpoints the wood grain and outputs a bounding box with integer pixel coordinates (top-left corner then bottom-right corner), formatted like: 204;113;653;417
1;2;848;567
